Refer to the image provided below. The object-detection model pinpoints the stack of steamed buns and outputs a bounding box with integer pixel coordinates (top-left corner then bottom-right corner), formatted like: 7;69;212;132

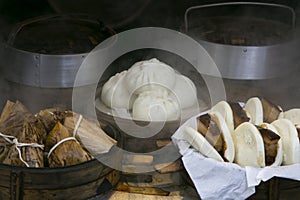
101;58;198;121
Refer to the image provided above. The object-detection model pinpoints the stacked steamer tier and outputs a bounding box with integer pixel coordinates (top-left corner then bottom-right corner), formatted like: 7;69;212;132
97;114;198;195
117;120;185;194
179;98;300;200
96;55;209;196
183;3;300;198
184;2;300;107
0;15;122;200
0;101;121;200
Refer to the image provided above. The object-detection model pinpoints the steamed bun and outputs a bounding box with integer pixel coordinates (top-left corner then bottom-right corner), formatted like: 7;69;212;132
100;58;199;121
101;71;134;109
125;58;176;94
132;89;180;121
171;74;197;109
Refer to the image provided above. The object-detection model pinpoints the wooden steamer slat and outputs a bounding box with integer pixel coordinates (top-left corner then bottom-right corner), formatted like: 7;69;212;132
116;182;170;196
269;178;279;200
154;160;183;174
126;172;184;188
120;132;184;196
23;177;107;200
10;170;22;200
98;191;184;200
0;160;120;200
124;155;154;165
156;140;172;148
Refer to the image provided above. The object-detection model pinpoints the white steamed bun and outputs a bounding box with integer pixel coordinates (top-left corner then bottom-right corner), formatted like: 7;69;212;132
171;74;197;109
125;58;176;94
101;71;134;109
132;89;180;121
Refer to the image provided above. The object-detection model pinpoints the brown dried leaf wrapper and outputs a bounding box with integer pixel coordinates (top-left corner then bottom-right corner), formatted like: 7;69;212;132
2;120;45;167
3;145;44;168
0;100;46;143
37;108;66;133
46;122;92;167
63;112;116;156
0;100;32;137
0;137;12;163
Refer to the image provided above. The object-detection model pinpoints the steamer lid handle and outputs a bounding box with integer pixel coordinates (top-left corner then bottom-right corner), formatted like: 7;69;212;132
184;2;296;33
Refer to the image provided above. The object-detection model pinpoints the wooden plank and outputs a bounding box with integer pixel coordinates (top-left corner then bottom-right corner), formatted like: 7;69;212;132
0;186;10;200
106;170;121;187
123;155;154;165
122;165;155;174
156;140;172;148
10;170;22;200
115;182;170;196
23;177;106;200
22;169;119;200
269;177;279;200
123;138;159;152
21;160;108;190
126;172;184;188
0;166;12;187
154;160;183;174
98;191;183;200
122;174;153;183
88;185;200;200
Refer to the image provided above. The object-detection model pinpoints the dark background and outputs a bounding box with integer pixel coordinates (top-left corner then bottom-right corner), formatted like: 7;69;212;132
0;0;299;33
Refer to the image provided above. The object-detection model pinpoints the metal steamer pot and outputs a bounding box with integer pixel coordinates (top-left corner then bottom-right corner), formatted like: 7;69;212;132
184;2;299;80
0;14;115;113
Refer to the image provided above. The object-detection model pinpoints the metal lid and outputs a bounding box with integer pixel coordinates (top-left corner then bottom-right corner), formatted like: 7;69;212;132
1;14;115;88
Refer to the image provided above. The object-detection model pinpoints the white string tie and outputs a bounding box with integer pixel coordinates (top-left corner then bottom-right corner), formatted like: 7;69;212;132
47;115;83;158
0;132;44;167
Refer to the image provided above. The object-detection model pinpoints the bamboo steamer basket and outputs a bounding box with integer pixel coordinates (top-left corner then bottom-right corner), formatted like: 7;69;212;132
0;120;121;200
181;163;300;200
94;49;212;193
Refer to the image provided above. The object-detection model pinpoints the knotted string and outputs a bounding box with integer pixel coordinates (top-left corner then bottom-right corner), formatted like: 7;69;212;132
47;115;83;158
0;132;44;167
